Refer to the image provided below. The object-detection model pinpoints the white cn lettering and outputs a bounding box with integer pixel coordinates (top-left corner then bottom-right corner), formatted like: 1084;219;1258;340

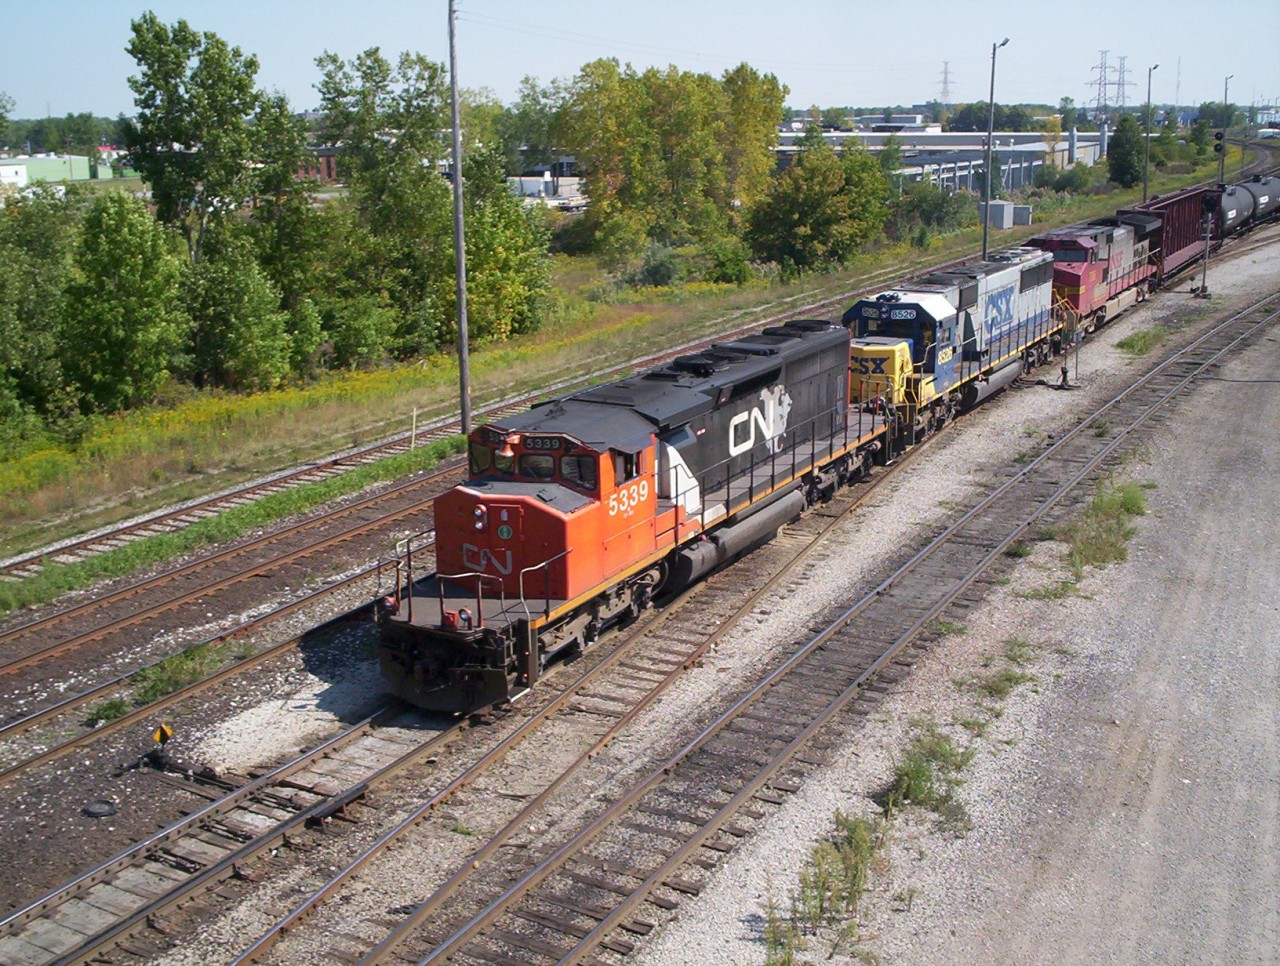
462;543;513;575
728;384;793;457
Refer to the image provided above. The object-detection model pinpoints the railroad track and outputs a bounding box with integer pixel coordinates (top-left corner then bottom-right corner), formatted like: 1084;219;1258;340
3;283;1273;966
0;400;924;966
0;703;463;966
288;291;1278;966
0;242;988;590
5;146;1277;587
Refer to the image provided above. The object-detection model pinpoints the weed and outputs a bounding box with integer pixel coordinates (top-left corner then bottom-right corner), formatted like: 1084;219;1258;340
450;821;476;836
928;619;967;637
1116;328;1166;356
1057;481;1148;578
955;715;989;737
1002;636;1036;666
892;886;919;912
131;644;224;704
884;724;973;827
973;667;1035;700
1003;541;1032;558
1092;420;1110;438
763;891;804;965
85;697;131;726
1016;580;1079;600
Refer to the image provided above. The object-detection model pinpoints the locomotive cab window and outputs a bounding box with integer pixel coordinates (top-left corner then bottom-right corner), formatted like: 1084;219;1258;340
494;450;515;475
469;441;491;475
519;454;555;480
560;454;598;492
613;451;639;484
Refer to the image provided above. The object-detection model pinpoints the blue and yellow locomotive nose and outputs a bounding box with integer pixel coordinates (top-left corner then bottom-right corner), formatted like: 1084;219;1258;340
849;337;913;406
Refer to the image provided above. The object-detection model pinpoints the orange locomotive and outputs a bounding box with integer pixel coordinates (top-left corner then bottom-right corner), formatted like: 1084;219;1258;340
377;320;889;713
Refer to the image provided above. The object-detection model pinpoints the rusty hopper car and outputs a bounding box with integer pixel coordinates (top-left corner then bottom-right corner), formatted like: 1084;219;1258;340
377;320;889;713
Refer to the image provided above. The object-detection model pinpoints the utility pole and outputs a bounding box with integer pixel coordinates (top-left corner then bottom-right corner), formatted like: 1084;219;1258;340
982;38;1009;262
939;61;953;112
1218;74;1233;185
448;0;472;435
1143;64;1158;203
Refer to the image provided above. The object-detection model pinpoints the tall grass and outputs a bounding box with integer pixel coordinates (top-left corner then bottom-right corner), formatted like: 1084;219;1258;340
2;163;1217;554
0;435;464;618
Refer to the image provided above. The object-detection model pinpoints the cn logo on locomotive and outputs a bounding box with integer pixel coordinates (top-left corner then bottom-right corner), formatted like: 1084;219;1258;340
728;384;793;457
462;544;514;575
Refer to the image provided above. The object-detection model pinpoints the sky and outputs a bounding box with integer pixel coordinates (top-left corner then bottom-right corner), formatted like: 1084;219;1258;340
3;0;1278;121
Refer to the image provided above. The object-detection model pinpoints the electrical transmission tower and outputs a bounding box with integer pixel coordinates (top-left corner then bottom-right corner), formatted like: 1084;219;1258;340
939;61;953;111
1114;56;1135;109
1090;49;1111;121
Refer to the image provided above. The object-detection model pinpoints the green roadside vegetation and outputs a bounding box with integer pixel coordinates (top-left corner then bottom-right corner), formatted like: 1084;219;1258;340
0;161;1219;562
0;436;463;619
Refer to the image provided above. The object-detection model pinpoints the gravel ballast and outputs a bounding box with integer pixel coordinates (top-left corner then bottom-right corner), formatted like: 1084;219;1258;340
635;235;1280;965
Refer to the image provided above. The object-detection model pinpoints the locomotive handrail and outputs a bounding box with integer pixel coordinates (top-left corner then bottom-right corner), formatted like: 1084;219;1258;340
517;549;572;622
434;570;506;630
392;528;436;620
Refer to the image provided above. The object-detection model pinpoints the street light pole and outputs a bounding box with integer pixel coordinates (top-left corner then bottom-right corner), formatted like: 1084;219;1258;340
982;37;1009;261
1143;63;1158;202
1218;74;1233;185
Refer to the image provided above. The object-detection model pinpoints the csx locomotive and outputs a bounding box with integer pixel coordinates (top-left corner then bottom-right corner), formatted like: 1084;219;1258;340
377;175;1279;714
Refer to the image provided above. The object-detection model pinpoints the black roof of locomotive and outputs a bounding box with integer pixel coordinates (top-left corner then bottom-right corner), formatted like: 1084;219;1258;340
489;320;847;451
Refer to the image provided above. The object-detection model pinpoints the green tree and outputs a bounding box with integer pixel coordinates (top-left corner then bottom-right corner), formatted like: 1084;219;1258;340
719;63;788;214
1197;101;1237;130
744;143;887;275
444;147;550;343
0;188;78;434
497;75;568;175
1189;118;1211;158
1058;97;1077;130
123;13;263;263
461;86;505;151
187;224;290;390
62;192;189;412
0;91;12;142
1107;113;1144;187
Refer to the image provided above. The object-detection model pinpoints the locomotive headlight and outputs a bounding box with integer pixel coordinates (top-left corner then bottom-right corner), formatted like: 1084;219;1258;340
474;504;487;530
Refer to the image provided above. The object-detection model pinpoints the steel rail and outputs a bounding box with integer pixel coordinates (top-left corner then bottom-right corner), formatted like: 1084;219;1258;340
414;290;1279;965
0;476;443;679
230;440;929;965
0;544;425;787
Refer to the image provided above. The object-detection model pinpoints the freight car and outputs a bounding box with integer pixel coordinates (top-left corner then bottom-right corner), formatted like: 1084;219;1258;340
377;320;889;713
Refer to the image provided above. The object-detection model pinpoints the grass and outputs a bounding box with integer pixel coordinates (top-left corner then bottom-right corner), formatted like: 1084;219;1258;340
0;435;466;619
1016;579;1079;600
927;619;967;637
1003;540;1032;558
132;643;225;704
883;723;974;826
765;811;886;963
1;161;1224;558
1116;328;1167;356
972;667;1035;701
84;697;131;726
1057;481;1148;579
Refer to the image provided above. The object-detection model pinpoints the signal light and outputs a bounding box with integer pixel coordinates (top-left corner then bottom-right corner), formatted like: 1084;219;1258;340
1214;131;1225;153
